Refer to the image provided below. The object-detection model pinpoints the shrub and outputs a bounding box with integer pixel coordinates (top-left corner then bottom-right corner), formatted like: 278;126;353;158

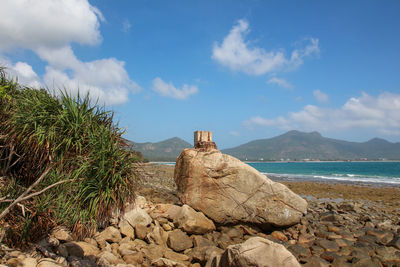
0;67;139;245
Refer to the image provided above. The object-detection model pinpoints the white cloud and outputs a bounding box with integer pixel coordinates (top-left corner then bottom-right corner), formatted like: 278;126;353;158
122;19;132;33
267;77;294;89
0;57;41;88
212;19;319;75
42;48;141;105
0;0;139;105
229;131;240;137
152;77;198;100
0;0;102;51
244;92;400;136
313;89;329;103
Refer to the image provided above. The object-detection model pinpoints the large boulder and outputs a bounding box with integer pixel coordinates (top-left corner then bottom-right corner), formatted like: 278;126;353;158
174;149;307;228
218;237;300;267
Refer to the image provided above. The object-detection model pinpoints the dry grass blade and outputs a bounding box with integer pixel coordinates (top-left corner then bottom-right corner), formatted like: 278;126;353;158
0;166;51;220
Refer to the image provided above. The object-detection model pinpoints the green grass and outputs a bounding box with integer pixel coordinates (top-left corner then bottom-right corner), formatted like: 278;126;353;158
0;67;140;245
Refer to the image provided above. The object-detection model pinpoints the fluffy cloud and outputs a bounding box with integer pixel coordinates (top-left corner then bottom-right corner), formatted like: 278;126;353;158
0;0;102;51
0;57;41;88
152;77;198;100
0;0;139;105
42;47;141;104
313;89;329;103
212;19;319;75
267;77;294;89
244;92;400;136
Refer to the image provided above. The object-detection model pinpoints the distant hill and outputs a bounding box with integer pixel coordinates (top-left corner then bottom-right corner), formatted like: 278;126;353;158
126;137;192;161
221;130;400;161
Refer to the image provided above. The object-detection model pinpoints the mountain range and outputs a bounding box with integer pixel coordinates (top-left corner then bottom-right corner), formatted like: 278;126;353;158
125;137;192;162
128;131;400;161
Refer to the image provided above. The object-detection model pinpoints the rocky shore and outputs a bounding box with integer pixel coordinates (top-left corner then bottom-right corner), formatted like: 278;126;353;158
1;163;400;266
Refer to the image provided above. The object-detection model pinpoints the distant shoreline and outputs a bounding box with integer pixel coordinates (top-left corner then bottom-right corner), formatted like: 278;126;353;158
151;160;400;164
245;160;400;163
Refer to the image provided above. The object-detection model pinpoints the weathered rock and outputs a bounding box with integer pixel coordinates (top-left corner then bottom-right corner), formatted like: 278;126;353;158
119;220;135;239
302;256;330;267
51;227;73;242
216;233;235;250
97;251;124;265
96;226;122;243
288;244;311;258
192;235;216;247
189;246;224;263
123;207;152;227
298;233;316;245
366;229;394;245
134;224;150;240
37;258;63;267
271;231;288;242
375;246;400;262
319;251;340;262
66;256;97;267
164;249;190;263
146;225;168;246
165;205;182;221
377;220;393;231
167;229;193;252
20;257;38;267
388;235;400;249
331;257;351;267
352;257;381;267
221;226;243;240
334;238;353;247
174;149;307;228
320;211;338;222
55;244;69;258
123;252;144;265
173;204;215;234
218;237;300;267
152;258;186;267
7;258;22;267
141;243;166;262
64;241;100;258
315;239;340;252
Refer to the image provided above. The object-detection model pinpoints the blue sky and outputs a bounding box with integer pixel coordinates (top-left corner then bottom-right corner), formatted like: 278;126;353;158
1;0;400;149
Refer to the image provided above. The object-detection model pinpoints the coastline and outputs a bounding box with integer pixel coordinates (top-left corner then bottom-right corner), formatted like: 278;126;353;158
140;163;400;214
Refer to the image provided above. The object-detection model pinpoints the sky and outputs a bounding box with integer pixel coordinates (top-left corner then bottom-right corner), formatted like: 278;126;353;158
1;0;400;149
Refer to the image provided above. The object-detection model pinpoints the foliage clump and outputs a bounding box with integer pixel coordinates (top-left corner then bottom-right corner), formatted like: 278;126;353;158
0;67;139;245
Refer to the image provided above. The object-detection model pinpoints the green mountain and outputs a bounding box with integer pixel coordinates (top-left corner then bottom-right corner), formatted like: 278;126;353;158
222;130;400;161
126;137;192;161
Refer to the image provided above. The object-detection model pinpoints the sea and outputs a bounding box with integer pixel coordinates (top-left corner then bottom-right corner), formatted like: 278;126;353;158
155;161;400;186
247;161;400;186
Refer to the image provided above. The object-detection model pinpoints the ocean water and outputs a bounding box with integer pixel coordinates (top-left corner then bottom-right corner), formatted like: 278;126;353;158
247;161;400;186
